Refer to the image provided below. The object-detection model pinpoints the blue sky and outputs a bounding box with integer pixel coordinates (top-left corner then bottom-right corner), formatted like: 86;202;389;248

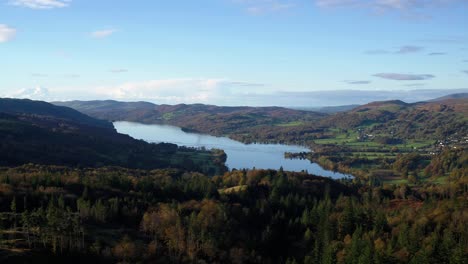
1;0;467;106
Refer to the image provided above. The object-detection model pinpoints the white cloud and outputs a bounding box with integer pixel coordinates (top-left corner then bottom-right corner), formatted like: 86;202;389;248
10;0;71;9
110;69;128;73
94;79;226;103
315;0;358;8
315;0;465;16
2;78;263;104
7;86;50;100
91;29;117;39
344;80;371;85
365;45;424;54
5;85;467;107
373;73;435;80
31;73;48;77
89;78;265;104
316;0;433;9
63;74;80;78
234;0;296;15
395;45;423;54
0;24;16;43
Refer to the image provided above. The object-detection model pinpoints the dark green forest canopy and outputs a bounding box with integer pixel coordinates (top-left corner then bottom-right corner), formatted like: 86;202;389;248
0;164;466;263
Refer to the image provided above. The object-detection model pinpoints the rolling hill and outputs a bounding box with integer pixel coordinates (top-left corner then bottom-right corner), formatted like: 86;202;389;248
55;98;468;146
0;98;226;175
0;98;113;129
322;98;468;141
54;100;326;137
427;92;468;102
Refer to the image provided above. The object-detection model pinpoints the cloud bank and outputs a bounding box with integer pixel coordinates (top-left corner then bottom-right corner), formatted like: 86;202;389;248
5;85;467;107
6;86;50;100
90;78;265;104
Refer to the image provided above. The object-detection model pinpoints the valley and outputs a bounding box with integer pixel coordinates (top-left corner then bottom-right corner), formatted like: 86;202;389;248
3;2;468;262
0;96;465;263
57;96;467;185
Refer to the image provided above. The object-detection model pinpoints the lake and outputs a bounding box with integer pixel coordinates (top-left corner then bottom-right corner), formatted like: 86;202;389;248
114;121;349;179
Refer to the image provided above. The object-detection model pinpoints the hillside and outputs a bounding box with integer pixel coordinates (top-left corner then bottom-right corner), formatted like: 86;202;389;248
320;98;467;140
56;98;468;146
0;98;113;129
293;98;468;183
54;100;326;140
56;97;466;185
0;98;466;263
427;92;468;102
0;99;226;175
320;100;409;129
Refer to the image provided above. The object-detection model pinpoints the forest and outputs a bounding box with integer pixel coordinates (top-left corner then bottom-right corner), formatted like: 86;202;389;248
0;98;466;263
0;162;466;263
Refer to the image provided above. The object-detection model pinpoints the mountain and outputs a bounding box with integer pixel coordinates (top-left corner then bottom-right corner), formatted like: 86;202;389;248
54;100;156;114
321;98;468;141
427;93;468;102
54;100;326;137
352;100;408;111
0;98;226;174
1;98;112;129
54;98;468;146
317;100;409;130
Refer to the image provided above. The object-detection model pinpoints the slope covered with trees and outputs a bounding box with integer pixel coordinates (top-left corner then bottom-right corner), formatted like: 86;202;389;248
0;99;226;175
0;97;465;263
321;99;467;140
0;98;113;129
0;165;466;263
53;100;326;137
55;98;467;145
56;98;467;185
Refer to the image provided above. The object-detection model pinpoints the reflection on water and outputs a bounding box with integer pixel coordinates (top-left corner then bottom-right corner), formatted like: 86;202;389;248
114;121;349;179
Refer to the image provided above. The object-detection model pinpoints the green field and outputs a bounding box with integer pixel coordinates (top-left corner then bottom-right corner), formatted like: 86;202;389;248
276;121;305;127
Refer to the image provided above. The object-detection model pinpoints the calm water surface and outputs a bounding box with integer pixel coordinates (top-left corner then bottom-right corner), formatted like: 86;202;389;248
114;121;349;179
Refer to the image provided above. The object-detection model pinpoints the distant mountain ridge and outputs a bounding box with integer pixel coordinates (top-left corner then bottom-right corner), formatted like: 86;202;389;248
54;96;468;144
352;100;408;112
53;100;326;137
427;93;468;102
322;97;467;141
